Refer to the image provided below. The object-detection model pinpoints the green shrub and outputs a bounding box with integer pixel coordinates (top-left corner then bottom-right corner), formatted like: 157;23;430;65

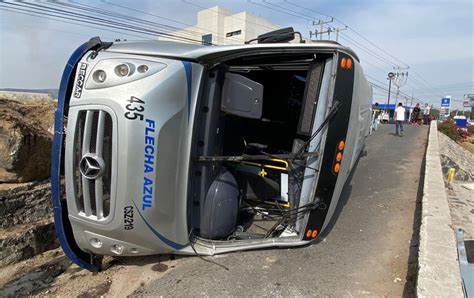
468;124;474;134
438;119;464;142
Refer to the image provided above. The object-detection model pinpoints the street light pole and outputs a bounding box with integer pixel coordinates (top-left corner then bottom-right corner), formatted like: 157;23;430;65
387;72;395;115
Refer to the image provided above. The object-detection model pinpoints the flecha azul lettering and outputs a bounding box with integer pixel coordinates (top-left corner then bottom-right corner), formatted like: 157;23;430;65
142;177;153;210
74;63;87;98
142;119;156;210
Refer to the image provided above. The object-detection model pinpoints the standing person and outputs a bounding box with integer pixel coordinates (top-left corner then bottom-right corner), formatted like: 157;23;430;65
423;103;431;125
394;102;406;136
372;102;381;132
411;103;421;125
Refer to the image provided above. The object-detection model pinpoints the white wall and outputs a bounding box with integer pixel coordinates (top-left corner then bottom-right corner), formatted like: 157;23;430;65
159;6;280;45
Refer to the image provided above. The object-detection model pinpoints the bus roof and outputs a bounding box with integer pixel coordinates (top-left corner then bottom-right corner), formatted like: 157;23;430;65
105;40;359;64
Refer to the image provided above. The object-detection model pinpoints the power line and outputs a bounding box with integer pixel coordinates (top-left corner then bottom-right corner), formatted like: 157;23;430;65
0;18;115;40
261;0;318;21
284;0;410;67
262;1;402;68
46;1;206;43
248;0;403;76
281;1;457;102
64;0;206;38
0;1;205;44
247;1;404;78
272;1;454;102
367;75;418;101
5;1;204;43
0;7;150;40
337;34;398;68
100;0;242;44
248;0;314;22
263;1;348;42
0;2;160;40
404;85;474;92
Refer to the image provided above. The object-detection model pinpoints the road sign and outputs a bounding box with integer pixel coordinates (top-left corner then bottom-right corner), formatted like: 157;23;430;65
439;96;451;119
441;97;451;107
439;107;450;120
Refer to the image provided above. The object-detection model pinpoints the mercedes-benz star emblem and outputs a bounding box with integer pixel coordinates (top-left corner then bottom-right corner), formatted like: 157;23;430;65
79;155;105;180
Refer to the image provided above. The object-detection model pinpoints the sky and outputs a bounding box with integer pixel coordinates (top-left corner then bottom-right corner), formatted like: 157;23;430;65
0;0;472;109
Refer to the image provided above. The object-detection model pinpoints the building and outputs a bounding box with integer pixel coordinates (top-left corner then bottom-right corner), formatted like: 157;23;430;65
159;6;280;45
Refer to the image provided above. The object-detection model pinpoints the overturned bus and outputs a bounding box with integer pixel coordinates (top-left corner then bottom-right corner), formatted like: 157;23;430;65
51;29;372;271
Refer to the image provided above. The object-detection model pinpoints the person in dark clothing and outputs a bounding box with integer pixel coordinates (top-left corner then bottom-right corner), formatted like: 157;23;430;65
411;103;421;125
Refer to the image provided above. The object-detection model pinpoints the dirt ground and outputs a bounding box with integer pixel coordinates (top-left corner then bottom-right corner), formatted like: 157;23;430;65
0;248;187;296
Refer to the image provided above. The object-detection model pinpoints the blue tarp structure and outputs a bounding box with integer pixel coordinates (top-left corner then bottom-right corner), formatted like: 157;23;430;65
372;103;411;120
374;103;409;110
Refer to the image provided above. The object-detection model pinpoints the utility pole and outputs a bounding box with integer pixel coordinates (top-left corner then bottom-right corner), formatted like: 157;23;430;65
334;26;348;42
392;66;409;105
309;18;333;41
407;92;414;123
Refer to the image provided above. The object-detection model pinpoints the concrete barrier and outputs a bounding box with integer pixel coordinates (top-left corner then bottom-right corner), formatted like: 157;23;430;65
416;121;463;297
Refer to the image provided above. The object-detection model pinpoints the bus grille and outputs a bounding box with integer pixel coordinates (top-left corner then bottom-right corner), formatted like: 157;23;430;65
73;110;113;220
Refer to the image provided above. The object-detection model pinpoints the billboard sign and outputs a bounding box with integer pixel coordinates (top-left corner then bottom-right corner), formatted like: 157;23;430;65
441;97;451;107
439;96;451;119
464;94;474;107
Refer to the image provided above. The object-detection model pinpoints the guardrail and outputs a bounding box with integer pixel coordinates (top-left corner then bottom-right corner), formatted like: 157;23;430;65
416;121;463;297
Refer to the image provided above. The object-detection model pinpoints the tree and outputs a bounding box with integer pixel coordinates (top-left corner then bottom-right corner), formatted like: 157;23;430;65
431;108;440;119
450;110;471;118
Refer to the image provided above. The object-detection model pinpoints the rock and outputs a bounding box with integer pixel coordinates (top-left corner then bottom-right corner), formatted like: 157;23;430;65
0;180;54;228
0;180;64;267
0;219;59;268
0;97;56;182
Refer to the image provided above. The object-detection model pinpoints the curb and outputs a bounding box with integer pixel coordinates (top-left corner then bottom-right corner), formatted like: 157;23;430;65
416;121;463;297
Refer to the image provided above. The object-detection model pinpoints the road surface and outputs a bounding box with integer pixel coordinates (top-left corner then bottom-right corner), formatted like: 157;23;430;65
0;124;429;296
135;124;429;296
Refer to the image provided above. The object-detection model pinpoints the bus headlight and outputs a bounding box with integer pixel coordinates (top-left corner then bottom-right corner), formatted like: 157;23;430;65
93;70;107;83
115;63;129;77
85;58;167;90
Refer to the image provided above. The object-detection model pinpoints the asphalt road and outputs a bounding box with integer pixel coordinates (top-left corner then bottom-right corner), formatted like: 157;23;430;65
134;124;429;296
